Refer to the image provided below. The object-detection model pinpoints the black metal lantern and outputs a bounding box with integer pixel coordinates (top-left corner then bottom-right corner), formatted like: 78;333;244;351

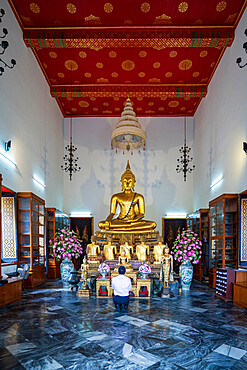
236;28;247;68
176;117;195;181
0;8;16;77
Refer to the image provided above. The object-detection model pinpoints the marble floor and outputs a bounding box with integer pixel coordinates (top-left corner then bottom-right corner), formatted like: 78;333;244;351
0;280;247;369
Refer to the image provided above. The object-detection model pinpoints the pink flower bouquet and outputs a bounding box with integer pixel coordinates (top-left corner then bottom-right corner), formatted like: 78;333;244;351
171;230;202;264
139;263;151;274
98;263;110;274
49;228;83;260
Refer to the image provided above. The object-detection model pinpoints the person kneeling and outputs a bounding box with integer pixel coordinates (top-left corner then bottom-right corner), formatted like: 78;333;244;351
112;266;132;312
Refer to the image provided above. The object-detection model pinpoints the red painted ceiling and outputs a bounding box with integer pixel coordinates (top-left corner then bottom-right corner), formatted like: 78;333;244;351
8;0;247;117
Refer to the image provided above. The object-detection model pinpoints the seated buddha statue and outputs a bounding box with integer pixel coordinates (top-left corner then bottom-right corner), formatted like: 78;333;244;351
114;249;133;272
98;161;156;233
103;236;117;260
119;238;133;259
153;236;166;264
86;236;100;258
136;236;149;261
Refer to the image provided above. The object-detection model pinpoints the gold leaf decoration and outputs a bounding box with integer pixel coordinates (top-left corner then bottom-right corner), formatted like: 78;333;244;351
58;73;65;78
84;72;91;78
104;3;113;13
111;72;118;77
145;110;155;114
210;62;215;68
113;97;119;101
201;78;207;82
180;107;186;111
124;19;132;25
193;72;199;77
103;102;109;106
121;60;135;71
20;15;32;24
30;3;40;13
79;101;89;108
148;78;161;83
148;102;154;106
93;107;98;111
72;108;77;112
153;62;160;68
194;19;203;24
139;51;147;58
137;108;142;111
50;78;57;84
67;3;76;13
137;97;143;101
184;96;190;100
49;52;57;58
43;63;47;69
90;97;96;101
169;51;177;58
153;13;172;25
84;14;102;25
179;59;192;70
224;13;237;23
97;78;109;83
160;96;167;100
141;3;150;13
138;72;145;78
168;101;179;107
200;51;208;57
79;51;87;58
216;1;227;12
96;62;104;69
109;51;117;58
65;60;78;71
178;2;188;12
67;96;73;101
158;107;164;111
165;72;172;77
115;107;120;111
103;110;112;114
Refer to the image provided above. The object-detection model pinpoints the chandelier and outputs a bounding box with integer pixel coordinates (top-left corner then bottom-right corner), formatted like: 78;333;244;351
0;8;16;77
176;117;195;181
61;117;81;181
111;98;145;154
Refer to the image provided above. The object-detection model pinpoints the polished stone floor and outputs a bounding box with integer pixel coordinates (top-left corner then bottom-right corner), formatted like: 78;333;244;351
0;280;247;369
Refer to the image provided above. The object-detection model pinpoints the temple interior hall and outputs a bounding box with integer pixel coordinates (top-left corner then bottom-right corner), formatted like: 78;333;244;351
0;0;247;369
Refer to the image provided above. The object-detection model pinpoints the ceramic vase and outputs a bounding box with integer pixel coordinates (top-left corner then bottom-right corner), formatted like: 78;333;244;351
100;271;107;279
180;259;193;290
140;272;149;279
60;257;74;285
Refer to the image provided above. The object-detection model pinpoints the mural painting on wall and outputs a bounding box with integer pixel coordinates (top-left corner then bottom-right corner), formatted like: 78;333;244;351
71;218;93;265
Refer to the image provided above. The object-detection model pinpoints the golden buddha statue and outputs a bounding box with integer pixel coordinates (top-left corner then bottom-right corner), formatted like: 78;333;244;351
80;256;89;289
86;235;100;258
98;161;156;233
119;239;134;259
135;236;149;261
103;236;117;260
114;249;133;272
160;245;174;287
153;236;166;264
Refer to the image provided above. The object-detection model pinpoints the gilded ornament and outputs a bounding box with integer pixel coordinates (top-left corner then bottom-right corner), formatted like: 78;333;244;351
216;1;227;12
137;97;143;101
67;3;76;13
153;14;172;25
145;110;154;114
114;97;119;101
200;51;208;58
153;62;160;69
58;73;65;78
20;15;32;24
111;72;118;77
67;96;73;101
194;19;203;25
30;3;40;13
43;63;47;69
137;107;142;111
97;78;109;83
49;52;57;59
103;110;112;114
184;96;190;100
115;107;120;111
180;107;186;111
193;72;199;77
224;13;237;24
90;97;96;101
84;14;102;25
96;62;104;68
165;72;172;77
93;107;98;111
104;3;113;13
148;102;154;106
159;107;164;111
84;72;91;78
160;96;167;100
50;78;57;83
168;101;179;108
138;72;145;77
79;51;87;58
179;59;192;70
148;78;160;83
79;101;89;108
139;51;147;58
65;60;78;71
169;51;177;58
210;62;215;68
124;20;132;25
109;51;117;58
72;108;77;112
103;102;109;106
178;2;188;13
141;2;150;13
121;60;135;71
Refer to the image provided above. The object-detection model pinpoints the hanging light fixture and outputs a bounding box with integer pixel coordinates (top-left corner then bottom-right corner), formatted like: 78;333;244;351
111;98;145;154
176;116;195;181
0;8;16;77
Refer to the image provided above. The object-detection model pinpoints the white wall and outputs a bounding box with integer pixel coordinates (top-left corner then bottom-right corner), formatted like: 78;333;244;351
63;116;194;233
193;7;247;210
0;0;64;209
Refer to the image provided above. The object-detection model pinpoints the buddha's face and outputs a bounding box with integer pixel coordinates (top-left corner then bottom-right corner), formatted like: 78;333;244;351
165;247;169;254
121;176;135;191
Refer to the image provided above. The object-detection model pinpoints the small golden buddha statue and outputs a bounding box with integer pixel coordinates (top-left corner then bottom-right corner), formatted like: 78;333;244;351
114;249;133;272
160;245;174;287
98;161;157;233
86;235;100;258
153;236;166;264
103;236;117;260
135;236;149;261
119;238;134;259
80;256;89;289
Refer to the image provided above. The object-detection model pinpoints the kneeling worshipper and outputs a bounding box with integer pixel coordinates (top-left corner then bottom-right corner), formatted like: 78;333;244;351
112;266;132;312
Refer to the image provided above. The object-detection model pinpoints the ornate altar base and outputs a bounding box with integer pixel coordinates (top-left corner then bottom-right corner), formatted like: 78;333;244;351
95;230;160;247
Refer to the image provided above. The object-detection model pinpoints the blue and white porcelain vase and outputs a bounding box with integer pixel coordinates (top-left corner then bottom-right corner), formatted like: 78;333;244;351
60;257;74;285
180;259;193;290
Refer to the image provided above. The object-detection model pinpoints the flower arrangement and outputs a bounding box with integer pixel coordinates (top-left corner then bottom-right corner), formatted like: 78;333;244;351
98;263;110;275
49;228;83;260
171;230;202;264
139;263;151;274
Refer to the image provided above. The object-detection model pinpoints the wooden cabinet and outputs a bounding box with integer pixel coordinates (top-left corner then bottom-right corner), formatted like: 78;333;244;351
233;270;247;309
209;194;238;288
46;208;69;279
0;277;22;308
216;268;236;302
17;192;46;289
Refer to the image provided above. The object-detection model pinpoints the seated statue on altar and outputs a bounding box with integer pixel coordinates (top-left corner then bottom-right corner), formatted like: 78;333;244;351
160;245;174;287
98;161;156;233
119;237;133;259
103;235;117;260
114;249;133;272
86;236;100;257
136;235;149;261
153;236;166;264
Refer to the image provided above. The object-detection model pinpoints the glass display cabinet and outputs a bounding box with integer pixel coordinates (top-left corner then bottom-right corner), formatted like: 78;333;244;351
18;192;46;288
209;194;238;288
